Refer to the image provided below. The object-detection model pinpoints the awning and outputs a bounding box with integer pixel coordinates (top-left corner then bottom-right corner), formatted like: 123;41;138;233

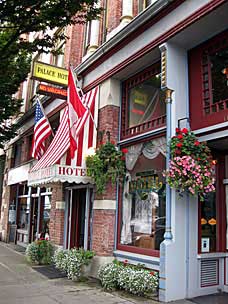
28;164;93;187
8;163;31;185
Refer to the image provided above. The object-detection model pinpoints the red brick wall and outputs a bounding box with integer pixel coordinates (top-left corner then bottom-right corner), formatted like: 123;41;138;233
106;0;122;34
64;23;84;68
96;104;120;200
0;149;14;241
92;209;115;256
91;104;120;256
49;184;65;246
97;105;119;146
133;0;139;17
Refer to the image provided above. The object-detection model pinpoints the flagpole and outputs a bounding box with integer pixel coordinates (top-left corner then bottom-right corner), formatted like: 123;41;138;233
70;66;98;131
36;96;54;136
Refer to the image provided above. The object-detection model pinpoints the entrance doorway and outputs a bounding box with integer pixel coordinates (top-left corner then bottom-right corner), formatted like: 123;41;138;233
66;187;92;250
198;138;228;291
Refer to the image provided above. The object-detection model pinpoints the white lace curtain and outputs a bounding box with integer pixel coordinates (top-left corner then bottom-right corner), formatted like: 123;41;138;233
125;136;166;171
121;136;166;245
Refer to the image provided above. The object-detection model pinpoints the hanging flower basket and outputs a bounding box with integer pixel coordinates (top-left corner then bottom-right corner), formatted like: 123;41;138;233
86;140;126;194
164;128;216;201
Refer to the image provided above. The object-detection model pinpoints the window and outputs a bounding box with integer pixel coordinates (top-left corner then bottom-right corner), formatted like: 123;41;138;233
138;0;158;13
18;197;29;230
41;195;51;237
12;141;22;167
189;30;228;130
202;46;228;115
118;137;166;256
200;192;217;252
121;64;166;139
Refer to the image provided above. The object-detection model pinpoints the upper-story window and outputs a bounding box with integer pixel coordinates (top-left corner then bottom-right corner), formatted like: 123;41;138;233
189;30;228;130
12;141;22;168
121;63;166;139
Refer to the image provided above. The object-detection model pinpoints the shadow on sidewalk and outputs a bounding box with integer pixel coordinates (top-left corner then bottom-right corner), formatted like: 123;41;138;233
189;293;228;304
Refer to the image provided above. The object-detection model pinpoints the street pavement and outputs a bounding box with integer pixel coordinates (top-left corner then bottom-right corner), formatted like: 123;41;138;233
0;242;209;304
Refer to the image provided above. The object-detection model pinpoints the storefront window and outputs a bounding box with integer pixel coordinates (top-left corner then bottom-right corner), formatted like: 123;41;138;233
18;197;29;230
200;161;217;253
200;192;217;252
119;137;166;253
41;195;51;237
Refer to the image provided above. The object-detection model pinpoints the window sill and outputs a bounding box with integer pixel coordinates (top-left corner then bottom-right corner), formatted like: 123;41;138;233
114;250;159;270
197;252;228;259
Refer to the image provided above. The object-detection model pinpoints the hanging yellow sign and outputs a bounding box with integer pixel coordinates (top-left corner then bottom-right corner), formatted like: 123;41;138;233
32;61;68;86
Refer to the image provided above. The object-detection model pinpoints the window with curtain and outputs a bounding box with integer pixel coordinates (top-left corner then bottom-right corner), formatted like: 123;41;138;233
119;137;166;252
121;63;166;139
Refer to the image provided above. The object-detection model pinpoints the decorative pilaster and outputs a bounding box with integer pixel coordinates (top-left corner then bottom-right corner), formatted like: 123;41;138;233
86;19;100;55
120;0;133;24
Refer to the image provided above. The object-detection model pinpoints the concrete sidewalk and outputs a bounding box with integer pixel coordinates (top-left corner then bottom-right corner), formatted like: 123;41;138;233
0;242;194;304
0;242;160;304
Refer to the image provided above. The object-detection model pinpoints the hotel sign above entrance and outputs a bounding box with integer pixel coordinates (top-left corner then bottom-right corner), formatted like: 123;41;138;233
28;164;93;187
32;61;68;86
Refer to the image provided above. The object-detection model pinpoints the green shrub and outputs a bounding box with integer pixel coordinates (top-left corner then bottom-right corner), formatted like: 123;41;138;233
26;240;54;265
53;247;95;280
98;260;159;296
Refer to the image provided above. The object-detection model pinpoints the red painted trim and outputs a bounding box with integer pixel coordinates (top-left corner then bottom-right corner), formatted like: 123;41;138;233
83;0;226;93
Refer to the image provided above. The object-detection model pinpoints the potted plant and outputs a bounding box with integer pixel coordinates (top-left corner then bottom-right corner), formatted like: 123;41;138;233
86;137;126;194
164;128;216;201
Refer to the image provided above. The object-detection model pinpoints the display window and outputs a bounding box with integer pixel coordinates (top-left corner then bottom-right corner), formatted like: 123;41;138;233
18;197;29;230
121;64;166;139
198;152;227;253
41;195;51;238
118;136;166;256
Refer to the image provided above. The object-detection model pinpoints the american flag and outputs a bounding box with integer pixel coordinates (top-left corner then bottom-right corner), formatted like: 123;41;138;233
31;76;98;172
31;98;52;160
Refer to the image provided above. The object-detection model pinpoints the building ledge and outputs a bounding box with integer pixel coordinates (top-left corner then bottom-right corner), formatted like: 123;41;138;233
75;0;173;76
